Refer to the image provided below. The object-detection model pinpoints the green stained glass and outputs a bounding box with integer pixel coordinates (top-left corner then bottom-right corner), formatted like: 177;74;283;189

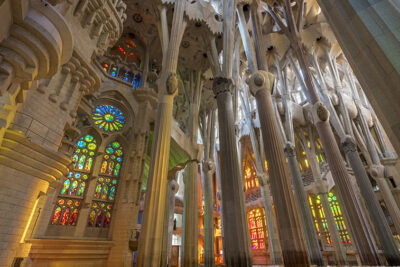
61;179;70;195
112;142;120;149
91;104;125;132
77;182;86;196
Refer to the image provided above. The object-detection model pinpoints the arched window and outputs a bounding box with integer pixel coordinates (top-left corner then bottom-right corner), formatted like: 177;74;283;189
51;134;97;226
247;208;267;250
242;147;259;191
88;141;124;228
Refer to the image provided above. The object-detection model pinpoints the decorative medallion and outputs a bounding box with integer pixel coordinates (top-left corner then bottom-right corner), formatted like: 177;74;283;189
92;105;125;132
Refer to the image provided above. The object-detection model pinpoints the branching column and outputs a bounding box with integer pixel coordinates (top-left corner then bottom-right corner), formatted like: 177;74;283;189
202;108;217;267
248;71;310;266
136;0;186;265
212;77;252;267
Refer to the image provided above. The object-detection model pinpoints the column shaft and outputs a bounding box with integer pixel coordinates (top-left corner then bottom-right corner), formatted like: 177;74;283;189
285;146;324;265
316;121;381;265
136;94;175;267
203;164;215;267
254;86;309;266
213;78;252;267
182;161;199;267
343;137;400;265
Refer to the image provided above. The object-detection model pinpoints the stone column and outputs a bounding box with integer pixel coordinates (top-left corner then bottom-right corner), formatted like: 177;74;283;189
182;160;200;267
313;105;381;265
136;76;179;267
107;89;156;266
202;108;216;267
203;160;215;267
298;129;348;265
136;0;186;265
316;181;348;265
284;143;324;265
372;167;400;236
212;77;252;267
248;71;309;266
166;179;179;267
341;136;400;265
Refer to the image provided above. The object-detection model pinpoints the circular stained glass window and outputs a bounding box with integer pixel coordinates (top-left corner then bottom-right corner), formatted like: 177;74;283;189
92;105;125;132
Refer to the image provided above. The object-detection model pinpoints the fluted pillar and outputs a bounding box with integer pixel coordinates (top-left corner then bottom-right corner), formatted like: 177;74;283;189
166;179;179;267
136;0;186;264
248;71;310;266
341;136;400;265
203;161;215;267
284;143;324;265
212;77;252;267
182;160;200;267
136;75;179;267
313;107;381;265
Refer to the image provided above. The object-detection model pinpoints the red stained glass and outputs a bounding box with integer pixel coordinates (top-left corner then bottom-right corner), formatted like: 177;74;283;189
69;209;79;226
52;207;61;224
60;208;70;226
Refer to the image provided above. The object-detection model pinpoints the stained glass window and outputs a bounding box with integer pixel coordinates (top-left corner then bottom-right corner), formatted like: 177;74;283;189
51;199;81;226
132;73;142;89
315;195;332;244
92;105;125;132
328;192;351;244
52;134;97;227
242;147;259;191
308;192;351;245
88;141;123;228
247;208;267;250
103;63;110;73
87;202;113;228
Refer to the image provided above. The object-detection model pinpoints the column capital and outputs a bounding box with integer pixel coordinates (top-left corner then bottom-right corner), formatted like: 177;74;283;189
284;142;296;158
312;101;330;124
248;71;275;96
166;73;178;95
212;77;233;97
369;164;385;179
341;135;357;153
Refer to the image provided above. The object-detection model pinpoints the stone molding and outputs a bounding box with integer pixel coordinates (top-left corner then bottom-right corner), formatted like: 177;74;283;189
0;129;70;185
26;239;113;262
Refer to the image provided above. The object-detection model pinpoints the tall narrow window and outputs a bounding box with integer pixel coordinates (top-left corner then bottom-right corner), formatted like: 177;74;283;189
51;134;97;226
242;147;259;191
88;141;124;228
308;192;351;244
328;192;351;244
315;195;332;244
247;208;267;250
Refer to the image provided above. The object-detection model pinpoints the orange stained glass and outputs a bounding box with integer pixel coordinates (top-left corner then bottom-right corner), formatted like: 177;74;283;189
247;208;268;250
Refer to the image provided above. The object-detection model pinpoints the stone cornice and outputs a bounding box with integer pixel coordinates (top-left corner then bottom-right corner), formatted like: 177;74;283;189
0;129;70;184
